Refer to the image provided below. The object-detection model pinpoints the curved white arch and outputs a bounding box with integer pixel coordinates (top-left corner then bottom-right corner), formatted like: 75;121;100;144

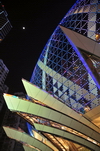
3;126;54;151
3;93;100;144
22;79;100;133
34;123;100;151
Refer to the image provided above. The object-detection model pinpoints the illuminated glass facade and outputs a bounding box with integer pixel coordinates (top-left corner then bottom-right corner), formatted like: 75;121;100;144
3;0;100;151
31;0;100;114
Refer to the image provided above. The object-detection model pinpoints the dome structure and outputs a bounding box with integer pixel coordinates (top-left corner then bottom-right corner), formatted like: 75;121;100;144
3;0;100;151
31;0;100;114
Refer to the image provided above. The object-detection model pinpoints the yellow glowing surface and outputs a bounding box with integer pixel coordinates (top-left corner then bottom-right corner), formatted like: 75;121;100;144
92;117;100;128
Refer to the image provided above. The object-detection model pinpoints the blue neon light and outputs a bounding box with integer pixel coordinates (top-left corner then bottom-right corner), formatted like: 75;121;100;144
64;33;100;89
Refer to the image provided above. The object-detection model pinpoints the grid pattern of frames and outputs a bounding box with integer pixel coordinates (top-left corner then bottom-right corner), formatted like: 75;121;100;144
30;0;100;114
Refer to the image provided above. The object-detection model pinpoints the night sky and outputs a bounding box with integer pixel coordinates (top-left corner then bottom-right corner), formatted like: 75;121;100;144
1;0;76;94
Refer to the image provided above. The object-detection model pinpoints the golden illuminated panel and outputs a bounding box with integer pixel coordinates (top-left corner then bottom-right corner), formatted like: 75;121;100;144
44;134;91;151
44;133;66;151
3;126;53;151
22;79;100;133
92;117;100;128
34;123;100;151
3;93;100;144
56;137;80;151
55;137;74;151
84;105;100;128
95;34;100;42
18;111;100;147
32;130;58;151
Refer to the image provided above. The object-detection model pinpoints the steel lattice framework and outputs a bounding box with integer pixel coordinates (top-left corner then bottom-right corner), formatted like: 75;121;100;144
3;0;100;151
31;0;100;114
0;2;12;41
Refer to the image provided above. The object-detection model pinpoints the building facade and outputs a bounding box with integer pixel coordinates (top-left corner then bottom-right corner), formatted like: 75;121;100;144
0;3;26;151
0;92;27;151
0;2;12;42
3;0;100;151
31;0;100;114
0;59;9;111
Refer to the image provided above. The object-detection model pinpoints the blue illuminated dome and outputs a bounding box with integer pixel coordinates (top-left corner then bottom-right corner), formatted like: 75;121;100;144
3;1;100;151
30;0;100;114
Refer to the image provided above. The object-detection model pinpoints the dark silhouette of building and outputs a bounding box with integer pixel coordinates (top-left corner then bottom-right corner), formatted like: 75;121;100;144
0;60;26;151
0;3;27;151
0;2;12;42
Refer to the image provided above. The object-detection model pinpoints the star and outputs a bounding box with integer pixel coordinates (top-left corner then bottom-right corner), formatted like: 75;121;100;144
22;27;25;30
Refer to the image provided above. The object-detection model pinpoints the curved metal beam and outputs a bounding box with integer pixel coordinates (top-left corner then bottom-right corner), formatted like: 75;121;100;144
3;94;100;144
34;123;100;151
21;79;100;133
3;126;53;151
